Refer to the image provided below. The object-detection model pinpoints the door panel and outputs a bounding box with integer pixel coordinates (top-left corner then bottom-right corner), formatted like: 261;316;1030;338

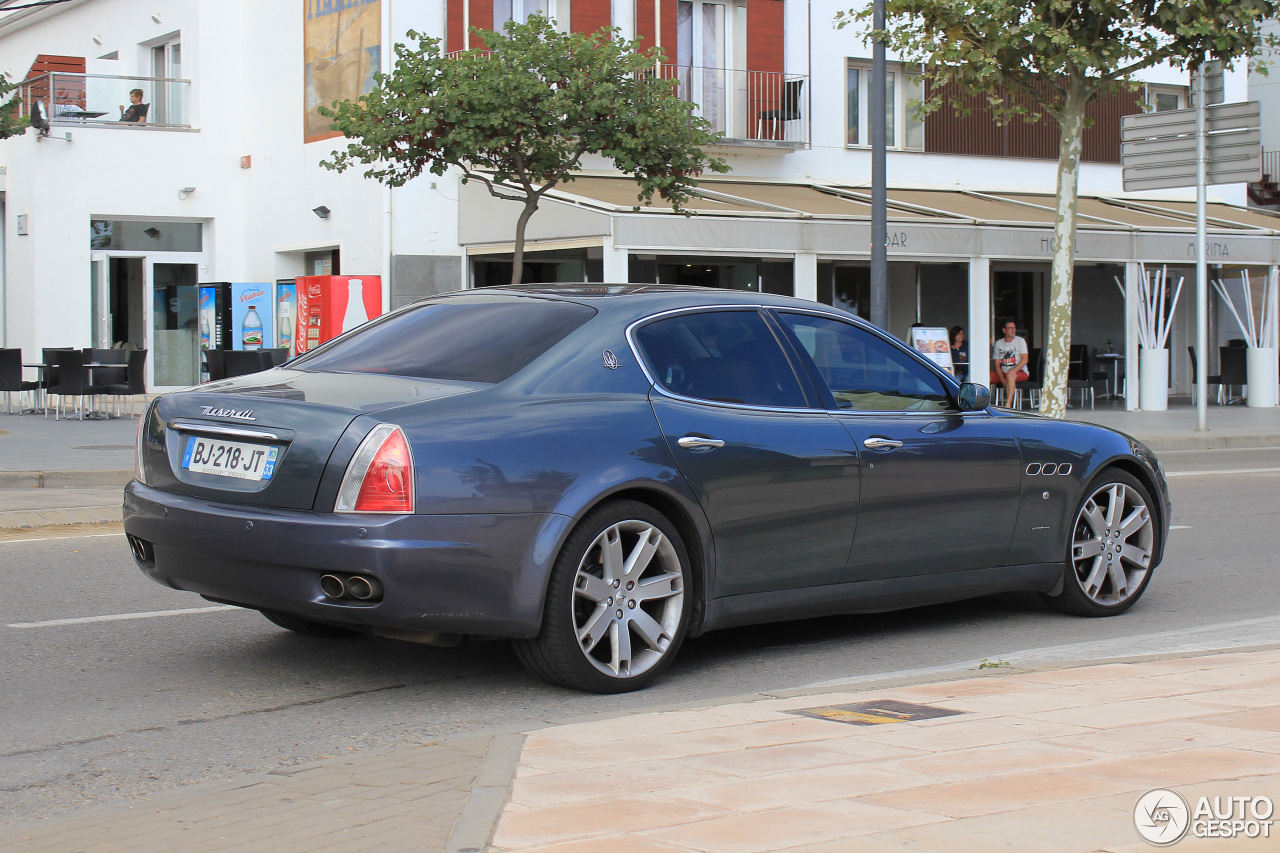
651;396;860;596
837;414;1022;579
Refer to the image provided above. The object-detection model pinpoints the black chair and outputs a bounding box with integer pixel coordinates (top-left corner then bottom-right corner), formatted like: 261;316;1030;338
224;350;268;378
1067;344;1094;409
204;350;226;382
0;348;40;414
1015;348;1044;409
757;79;804;141
1187;346;1221;405
264;347;290;367
100;350;148;418
46;350;88;420
41;347;74;392
83;348;127;387
1219;346;1248;404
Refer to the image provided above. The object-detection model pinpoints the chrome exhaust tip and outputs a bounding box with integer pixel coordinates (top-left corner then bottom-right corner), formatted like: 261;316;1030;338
319;574;347;599
346;575;382;601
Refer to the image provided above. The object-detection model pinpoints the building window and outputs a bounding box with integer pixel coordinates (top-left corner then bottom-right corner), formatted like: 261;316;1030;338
494;0;565;33
1146;84;1188;112
846;62;923;150
151;36;184;125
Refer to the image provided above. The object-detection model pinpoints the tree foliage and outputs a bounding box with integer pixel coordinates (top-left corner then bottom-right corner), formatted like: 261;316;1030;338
838;0;1280;418
0;73;30;140
321;16;729;283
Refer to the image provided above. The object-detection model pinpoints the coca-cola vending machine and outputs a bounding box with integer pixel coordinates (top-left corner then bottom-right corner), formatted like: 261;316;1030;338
294;275;383;354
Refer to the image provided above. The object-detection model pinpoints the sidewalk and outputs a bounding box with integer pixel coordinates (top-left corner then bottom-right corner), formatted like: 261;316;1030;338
2;647;1277;852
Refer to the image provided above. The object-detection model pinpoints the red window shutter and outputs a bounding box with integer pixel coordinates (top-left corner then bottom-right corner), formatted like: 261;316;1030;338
636;0;678;61
747;0;784;73
448;0;497;52
573;0;611;37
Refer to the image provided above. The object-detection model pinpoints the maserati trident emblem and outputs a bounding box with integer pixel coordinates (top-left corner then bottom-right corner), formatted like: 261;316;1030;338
602;350;619;370
201;406;257;421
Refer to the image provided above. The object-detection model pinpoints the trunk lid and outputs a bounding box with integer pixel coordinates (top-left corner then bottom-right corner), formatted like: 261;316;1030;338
141;369;480;510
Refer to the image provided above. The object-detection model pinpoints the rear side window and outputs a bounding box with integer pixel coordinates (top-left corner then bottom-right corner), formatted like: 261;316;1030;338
778;312;953;412
635;310;807;408
291;299;596;383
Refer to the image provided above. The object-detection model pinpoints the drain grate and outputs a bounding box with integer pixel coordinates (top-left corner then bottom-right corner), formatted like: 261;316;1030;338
787;699;966;726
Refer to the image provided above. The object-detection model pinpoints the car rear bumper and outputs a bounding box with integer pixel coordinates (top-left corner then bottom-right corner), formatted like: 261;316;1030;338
123;481;572;638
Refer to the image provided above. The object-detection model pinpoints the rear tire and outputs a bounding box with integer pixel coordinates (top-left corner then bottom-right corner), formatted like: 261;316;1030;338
261;609;360;638
514;500;692;693
1043;469;1159;617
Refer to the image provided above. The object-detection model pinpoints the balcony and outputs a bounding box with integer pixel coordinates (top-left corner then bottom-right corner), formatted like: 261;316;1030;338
658;65;808;150
18;72;192;130
1248;150;1280;208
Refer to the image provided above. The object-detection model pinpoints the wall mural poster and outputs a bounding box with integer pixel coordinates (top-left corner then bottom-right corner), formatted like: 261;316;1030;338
304;0;382;143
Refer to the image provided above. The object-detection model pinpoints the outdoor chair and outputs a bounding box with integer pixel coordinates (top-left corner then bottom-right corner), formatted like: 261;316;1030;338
757;79;804;142
223;350;268;378
45;350;88;420
1067;344;1095;409
0;348;40;414
1218;346;1248;404
1187;346;1221;405
204;350;226;382
99;349;148;418
1014;348;1044;410
264;347;290;367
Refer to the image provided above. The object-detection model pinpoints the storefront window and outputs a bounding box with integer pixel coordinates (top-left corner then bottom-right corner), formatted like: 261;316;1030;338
628;255;793;295
90;220;202;252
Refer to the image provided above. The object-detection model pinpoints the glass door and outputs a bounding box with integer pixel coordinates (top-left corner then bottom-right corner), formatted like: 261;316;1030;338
676;1;746;137
151;39;184;125
90;255;111;348
147;256;201;389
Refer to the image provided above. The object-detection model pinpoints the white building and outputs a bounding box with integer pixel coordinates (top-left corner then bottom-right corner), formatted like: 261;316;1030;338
2;0;1276;401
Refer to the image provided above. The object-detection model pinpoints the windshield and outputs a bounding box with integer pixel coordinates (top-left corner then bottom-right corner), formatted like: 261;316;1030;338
291;298;596;383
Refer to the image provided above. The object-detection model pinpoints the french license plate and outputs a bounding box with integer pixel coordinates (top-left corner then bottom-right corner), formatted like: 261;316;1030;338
182;436;279;481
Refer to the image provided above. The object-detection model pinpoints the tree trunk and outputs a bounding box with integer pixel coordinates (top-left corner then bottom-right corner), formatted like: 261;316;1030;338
510;199;539;285
1039;87;1086;420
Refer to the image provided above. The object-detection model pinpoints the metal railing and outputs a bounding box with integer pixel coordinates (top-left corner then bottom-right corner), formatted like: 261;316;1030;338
657;65;808;146
1261;149;1280;182
18;73;192;129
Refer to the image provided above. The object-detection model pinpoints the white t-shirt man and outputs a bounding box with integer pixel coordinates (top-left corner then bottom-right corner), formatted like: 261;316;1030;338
992;335;1028;376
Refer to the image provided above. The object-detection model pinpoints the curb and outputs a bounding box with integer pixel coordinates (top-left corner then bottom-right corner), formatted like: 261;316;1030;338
0;470;133;490
0;505;122;529
1140;433;1280;452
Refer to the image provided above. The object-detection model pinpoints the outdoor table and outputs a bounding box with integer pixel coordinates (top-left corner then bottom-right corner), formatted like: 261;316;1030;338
21;362;122;418
1095;353;1125;399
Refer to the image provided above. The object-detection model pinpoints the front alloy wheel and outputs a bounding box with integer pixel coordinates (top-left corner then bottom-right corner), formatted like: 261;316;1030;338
515;500;691;693
1046;470;1159;616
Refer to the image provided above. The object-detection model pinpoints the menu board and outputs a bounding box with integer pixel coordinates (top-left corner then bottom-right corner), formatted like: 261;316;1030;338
909;327;956;375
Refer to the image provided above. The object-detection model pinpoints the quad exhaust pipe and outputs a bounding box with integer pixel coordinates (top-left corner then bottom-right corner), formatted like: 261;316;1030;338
319;573;382;602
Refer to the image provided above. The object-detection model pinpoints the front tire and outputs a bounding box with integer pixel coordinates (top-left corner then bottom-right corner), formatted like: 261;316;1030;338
1044;469;1159;617
514;500;692;693
261;609;360;638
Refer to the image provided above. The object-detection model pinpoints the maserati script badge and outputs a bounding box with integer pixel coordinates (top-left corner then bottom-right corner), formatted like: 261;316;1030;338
201;406;257;421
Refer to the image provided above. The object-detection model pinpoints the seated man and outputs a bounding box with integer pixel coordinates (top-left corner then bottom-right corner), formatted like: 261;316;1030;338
119;88;148;123
990;320;1028;404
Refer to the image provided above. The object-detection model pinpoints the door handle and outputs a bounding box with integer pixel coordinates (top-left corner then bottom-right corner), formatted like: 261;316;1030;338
678;435;726;450
863;437;903;450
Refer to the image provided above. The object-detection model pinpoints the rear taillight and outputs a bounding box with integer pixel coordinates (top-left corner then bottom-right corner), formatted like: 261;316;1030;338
335;425;414;514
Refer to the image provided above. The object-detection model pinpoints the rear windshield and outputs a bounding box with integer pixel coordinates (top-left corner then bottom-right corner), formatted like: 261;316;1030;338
290;298;596;383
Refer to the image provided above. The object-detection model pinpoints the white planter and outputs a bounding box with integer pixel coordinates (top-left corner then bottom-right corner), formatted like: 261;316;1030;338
1139;348;1169;411
1247;347;1278;408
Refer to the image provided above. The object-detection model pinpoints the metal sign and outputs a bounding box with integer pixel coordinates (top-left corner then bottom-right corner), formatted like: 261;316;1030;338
1121;101;1261;192
1189;61;1225;107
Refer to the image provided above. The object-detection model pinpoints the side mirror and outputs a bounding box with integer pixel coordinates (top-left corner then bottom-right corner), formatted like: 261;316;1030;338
957;383;990;412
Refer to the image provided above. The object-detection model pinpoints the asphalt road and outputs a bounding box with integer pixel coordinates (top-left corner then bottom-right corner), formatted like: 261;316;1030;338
2;446;1279;823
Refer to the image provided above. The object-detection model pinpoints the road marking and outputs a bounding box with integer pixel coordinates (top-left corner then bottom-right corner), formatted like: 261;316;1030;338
8;605;237;629
1170;525;1191;530
1165;467;1280;477
0;533;124;545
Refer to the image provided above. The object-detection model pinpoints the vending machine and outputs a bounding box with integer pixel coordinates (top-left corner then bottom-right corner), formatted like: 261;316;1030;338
197;283;233;381
275;280;298;357
294;275;383;354
229;283;275;352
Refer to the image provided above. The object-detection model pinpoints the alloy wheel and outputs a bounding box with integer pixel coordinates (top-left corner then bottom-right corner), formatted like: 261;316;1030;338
1069;481;1154;606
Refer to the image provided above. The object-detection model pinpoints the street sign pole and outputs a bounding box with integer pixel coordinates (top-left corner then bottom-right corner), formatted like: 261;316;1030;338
1195;62;1209;432
870;0;888;330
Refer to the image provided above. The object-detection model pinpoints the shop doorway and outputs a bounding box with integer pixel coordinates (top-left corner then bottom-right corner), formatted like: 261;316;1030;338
90;251;203;389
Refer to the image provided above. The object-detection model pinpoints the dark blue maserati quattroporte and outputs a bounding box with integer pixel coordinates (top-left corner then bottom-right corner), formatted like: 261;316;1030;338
125;286;1169;693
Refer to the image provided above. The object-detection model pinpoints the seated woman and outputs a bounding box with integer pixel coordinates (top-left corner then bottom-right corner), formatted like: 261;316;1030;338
119;89;149;123
949;325;969;383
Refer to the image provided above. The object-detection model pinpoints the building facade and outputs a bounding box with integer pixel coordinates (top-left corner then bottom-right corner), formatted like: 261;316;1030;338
1;0;1275;401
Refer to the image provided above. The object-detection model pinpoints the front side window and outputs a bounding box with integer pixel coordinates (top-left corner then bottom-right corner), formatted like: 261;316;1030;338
846;62;923;150
292;297;595;383
778;312;952;412
494;0;563;33
635;310;807;408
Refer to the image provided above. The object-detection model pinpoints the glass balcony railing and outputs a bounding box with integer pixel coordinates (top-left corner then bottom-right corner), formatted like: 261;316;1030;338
18;73;191;129
658;65;808;147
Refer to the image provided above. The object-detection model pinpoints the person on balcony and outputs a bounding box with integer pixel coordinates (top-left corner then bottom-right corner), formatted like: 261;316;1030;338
119;89;149;123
